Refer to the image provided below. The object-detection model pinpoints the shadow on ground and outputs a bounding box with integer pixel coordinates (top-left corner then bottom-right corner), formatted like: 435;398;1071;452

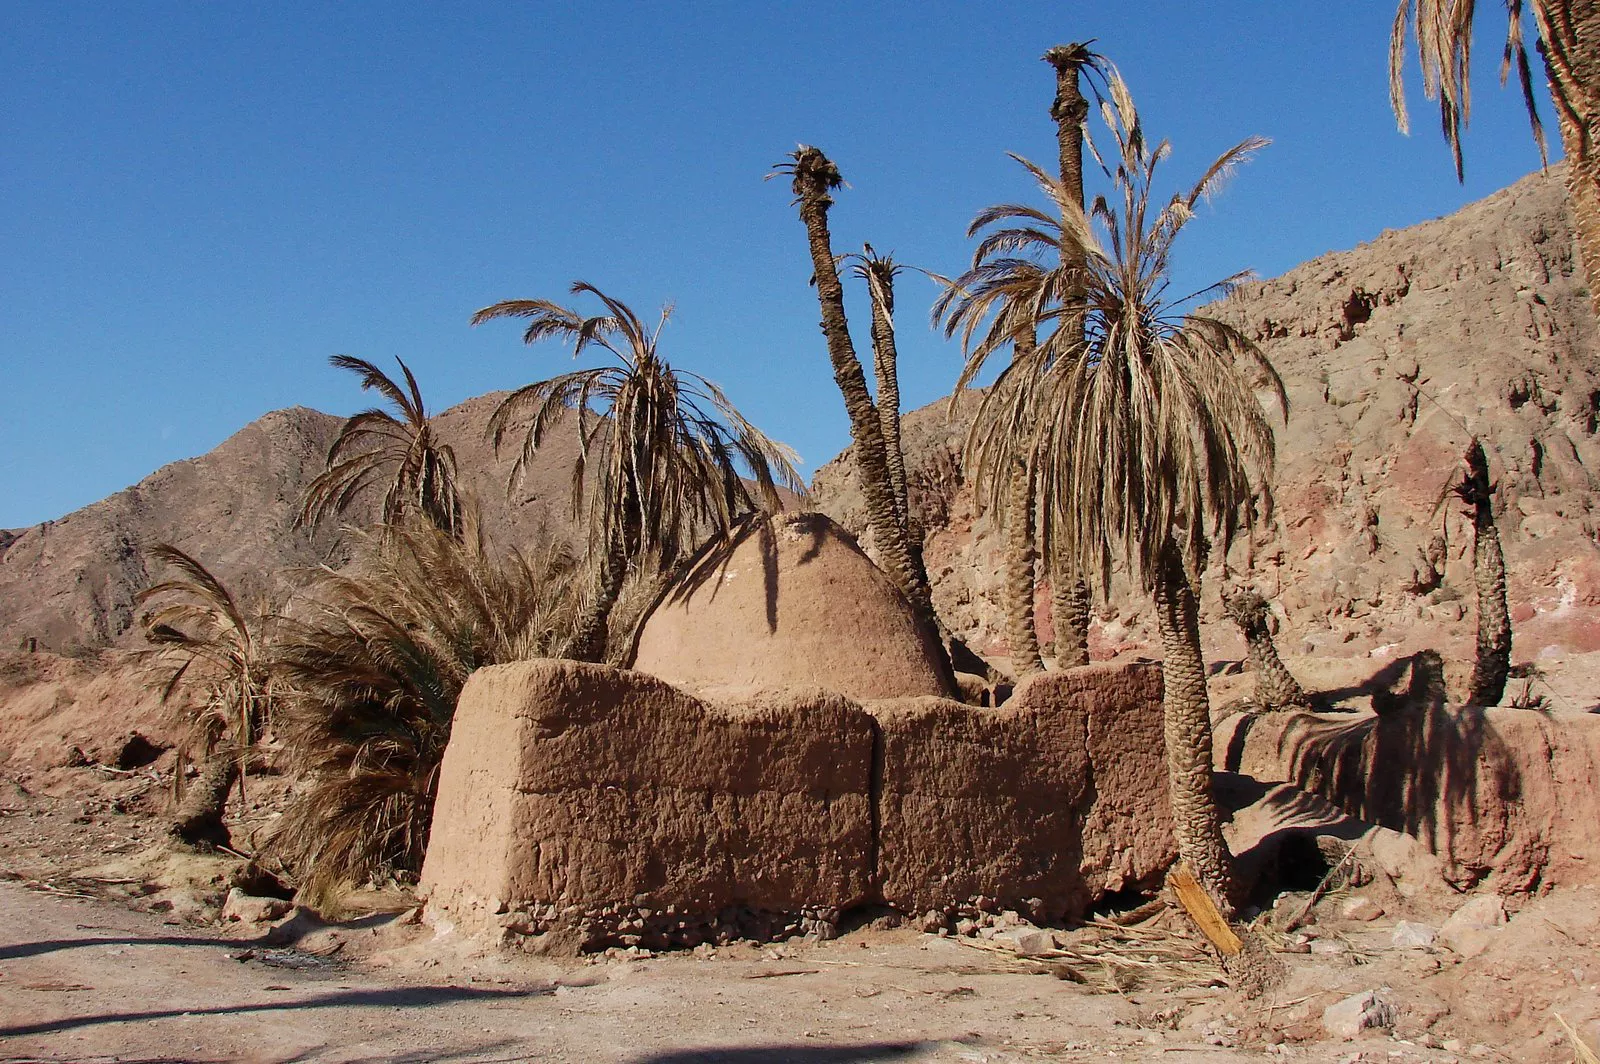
628;1044;928;1064
0;984;552;1039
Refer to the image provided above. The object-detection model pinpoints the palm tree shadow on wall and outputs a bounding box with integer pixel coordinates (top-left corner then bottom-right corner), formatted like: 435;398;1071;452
620;513;827;656
1224;650;1521;887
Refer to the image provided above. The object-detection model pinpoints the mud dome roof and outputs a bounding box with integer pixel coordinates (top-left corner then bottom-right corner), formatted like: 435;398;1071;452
627;511;950;701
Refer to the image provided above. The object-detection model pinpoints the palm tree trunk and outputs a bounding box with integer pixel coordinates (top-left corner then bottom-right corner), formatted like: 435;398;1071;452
170;753;238;848
866;266;911;539
1004;461;1044;676
1043;44;1096;665
1532;1;1600;321
1461;440;1512;705
1153;546;1237;911
571;536;628;664
1223;589;1307;710
787;149;941;649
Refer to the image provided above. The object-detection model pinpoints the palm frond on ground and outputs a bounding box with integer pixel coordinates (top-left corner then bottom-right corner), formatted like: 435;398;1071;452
135;544;274;847
299;355;462;537
270;508;582;908
471;281;803;661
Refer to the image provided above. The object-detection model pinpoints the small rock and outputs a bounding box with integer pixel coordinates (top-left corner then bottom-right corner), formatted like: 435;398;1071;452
1439;896;1506;958
221;888;293;925
1391;921;1437;948
1323;990;1398;1040
919;910;946;934
1341;897;1385;922
993;927;1054;957
954;917;979;937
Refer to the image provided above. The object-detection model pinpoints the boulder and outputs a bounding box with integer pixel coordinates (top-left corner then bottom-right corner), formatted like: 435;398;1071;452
628;512;951;702
1438;894;1507;958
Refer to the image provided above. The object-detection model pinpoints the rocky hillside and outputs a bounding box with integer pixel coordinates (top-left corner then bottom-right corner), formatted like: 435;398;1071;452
0;393;583;653
813;166;1600;674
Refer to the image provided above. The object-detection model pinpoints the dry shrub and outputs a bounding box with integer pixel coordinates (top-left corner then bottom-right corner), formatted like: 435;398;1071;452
269;512;581;907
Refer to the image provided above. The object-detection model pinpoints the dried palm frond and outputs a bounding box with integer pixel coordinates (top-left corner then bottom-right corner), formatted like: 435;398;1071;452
1390;0;1549;179
299;355;462;538
135;545;274;812
269;507;581;907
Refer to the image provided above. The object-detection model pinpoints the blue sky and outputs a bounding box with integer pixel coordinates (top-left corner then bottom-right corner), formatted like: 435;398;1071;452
0;2;1562;528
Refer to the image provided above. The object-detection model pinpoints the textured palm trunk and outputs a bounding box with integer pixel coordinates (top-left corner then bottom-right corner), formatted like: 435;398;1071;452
1461;441;1512;705
788;149;942;654
866;266;911;539
1043;44;1096;665
1224;589;1308;710
1153;547;1238;911
1004;461;1044;676
1050;568;1092;667
1532;0;1600;321
170;753;238;848
571;535;628;664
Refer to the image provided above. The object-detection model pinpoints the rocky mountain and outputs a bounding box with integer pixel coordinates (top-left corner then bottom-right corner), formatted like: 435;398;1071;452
8;166;1600;673
0;393;583;653
813;166;1600;674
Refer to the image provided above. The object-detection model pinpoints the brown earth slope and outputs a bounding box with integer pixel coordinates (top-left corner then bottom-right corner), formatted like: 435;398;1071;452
813;166;1600;676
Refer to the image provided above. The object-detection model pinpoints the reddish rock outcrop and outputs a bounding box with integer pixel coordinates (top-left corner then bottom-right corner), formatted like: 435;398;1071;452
421;658;1174;947
1217;700;1600;893
628;512;951;702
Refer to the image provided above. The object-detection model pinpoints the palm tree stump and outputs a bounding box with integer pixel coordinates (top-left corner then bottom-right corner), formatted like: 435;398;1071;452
1457;439;1512;706
1223;587;1308;712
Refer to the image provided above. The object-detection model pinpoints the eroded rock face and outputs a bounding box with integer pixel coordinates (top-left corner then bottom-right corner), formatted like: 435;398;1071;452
420;658;1173;948
628;512;950;702
1217;702;1600;893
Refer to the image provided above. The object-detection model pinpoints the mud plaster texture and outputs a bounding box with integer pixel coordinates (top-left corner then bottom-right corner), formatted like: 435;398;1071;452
421;659;1174;950
627;511;951;702
1217;700;1600;893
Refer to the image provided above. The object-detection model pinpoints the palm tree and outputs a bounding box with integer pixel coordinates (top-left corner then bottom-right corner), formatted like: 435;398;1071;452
1390;0;1600;320
1456;438;1513;704
933;254;1051;676
136;545;273;848
471;282;802;662
844;245;912;540
1222;587;1309;711
966;84;1282;909
774;147;944;653
272;507;581;906
299;355;462;538
1043;42;1115;668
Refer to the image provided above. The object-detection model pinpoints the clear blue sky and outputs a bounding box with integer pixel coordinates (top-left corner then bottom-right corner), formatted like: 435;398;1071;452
0;2;1563;528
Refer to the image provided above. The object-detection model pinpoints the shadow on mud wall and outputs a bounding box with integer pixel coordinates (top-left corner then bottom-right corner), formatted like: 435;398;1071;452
1239;650;1522;887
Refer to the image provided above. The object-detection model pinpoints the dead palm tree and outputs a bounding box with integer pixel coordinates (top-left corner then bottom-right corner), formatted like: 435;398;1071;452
299;355;462;538
774;148;944;657
843;245;913;540
1456;438;1513;704
1222;587;1309;711
1391;0;1600;320
967;82;1282;909
471;282;802;662
271;508;581;907
136;545;273;848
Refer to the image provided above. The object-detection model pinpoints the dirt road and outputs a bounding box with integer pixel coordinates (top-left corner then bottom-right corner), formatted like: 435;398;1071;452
0;880;1285;1063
